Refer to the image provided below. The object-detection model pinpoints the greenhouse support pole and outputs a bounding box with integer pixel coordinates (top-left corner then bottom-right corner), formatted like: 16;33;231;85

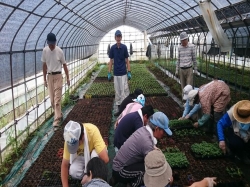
144;30;147;51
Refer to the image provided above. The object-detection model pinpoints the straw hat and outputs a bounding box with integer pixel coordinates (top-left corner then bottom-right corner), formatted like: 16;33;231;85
233;100;250;124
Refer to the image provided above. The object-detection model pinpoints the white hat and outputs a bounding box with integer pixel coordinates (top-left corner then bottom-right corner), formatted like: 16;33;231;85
188;90;199;106
180;32;188;41
63;120;82;154
183;85;193;100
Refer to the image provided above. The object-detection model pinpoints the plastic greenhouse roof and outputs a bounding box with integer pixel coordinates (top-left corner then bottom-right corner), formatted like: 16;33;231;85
0;0;249;52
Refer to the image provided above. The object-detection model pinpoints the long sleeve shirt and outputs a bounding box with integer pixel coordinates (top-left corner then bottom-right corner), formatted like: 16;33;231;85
217;106;250;142
176;43;197;72
198;80;230;126
182;100;201;118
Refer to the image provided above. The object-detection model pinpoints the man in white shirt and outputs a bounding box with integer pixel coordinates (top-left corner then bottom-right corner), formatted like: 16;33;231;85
42;33;70;130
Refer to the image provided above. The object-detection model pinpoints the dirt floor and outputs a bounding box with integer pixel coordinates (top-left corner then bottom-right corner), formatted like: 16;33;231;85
17;94;250;187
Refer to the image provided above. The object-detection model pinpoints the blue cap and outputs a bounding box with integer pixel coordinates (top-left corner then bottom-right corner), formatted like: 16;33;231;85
150;112;172;136
115;30;122;36
47;33;56;45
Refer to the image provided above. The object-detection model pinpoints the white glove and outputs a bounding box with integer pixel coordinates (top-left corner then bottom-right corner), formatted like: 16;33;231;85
175;70;178;76
205;177;217;187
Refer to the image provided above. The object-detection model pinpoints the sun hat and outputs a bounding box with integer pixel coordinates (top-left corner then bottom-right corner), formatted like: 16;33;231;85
63;120;82;154
132;94;145;106
144;149;172;187
188;90;199;106
233;100;250;124
183;85;193;100
150;112;172;136
180;32;188;41
47;33;56;45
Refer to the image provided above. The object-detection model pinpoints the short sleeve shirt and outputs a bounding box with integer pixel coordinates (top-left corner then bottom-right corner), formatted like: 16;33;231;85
41;46;66;72
109;43;129;76
63;123;106;160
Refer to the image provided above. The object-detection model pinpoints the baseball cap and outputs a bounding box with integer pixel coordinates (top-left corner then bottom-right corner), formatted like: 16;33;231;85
180;32;188;41
150;112;172;136
47;33;56;45
132;94;145;106
188;90;199;106
144;149;172;187
183;85;193;100
63;120;82;154
115;30;122;36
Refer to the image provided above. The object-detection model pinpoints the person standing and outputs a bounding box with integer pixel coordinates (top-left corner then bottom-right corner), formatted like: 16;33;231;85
108;30;131;109
175;32;198;92
42;33;70;130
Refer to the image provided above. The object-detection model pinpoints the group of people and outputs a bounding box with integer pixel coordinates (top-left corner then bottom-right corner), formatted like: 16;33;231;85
177;32;250;164
42;30;249;187
60;91;218;187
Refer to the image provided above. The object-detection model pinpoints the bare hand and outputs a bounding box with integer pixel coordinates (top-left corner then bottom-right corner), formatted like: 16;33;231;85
193;122;199;128
205;177;217;187
185;115;190;119
219;141;226;154
81;174;89;185
154;146;160;150
67;79;70;86
44;81;48;87
178;117;184;120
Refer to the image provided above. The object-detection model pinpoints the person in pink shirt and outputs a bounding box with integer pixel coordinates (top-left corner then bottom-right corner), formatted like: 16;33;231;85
114;94;145;129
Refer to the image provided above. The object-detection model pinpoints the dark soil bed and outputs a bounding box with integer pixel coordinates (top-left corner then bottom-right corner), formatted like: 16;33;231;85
158;132;247;186
18;95;248;187
18;98;113;187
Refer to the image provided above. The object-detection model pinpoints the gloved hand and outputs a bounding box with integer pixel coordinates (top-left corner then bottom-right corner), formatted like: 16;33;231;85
44;80;48;87
219;141;226;154
108;72;111;81
175;70;178;77
127;71;131;80
194;70;199;76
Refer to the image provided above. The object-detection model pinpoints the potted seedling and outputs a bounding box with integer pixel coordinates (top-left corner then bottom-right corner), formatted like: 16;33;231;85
191;141;223;158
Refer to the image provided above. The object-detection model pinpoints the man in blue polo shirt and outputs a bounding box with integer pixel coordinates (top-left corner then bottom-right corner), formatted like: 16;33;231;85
108;30;131;108
114;105;154;152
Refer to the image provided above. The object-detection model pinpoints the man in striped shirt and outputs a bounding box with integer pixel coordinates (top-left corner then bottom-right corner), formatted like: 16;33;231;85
175;32;198;93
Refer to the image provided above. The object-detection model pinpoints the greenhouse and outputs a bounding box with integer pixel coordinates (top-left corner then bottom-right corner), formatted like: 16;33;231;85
0;0;250;186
